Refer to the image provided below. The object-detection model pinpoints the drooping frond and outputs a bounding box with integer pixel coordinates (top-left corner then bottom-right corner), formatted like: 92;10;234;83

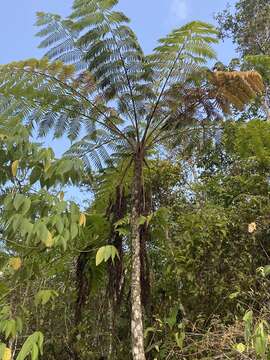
0;58;132;169
65;122;134;172
143;88;221;150
66;131;114;170
210;71;264;110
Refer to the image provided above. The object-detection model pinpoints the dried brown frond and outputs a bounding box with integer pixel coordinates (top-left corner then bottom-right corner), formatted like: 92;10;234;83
210;71;264;110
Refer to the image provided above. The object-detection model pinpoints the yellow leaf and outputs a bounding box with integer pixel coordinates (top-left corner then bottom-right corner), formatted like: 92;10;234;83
79;213;86;227
3;348;11;360
248;222;257;233
234;343;246;353
59;191;64;201
9;257;22;271
44;231;54;248
11;160;19;177
44;161;51;172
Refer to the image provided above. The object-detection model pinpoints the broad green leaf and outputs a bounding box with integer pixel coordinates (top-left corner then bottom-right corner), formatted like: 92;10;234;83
243;310;253;323
13;194;25;211
31;344;38;360
12;214;23;232
20;219;33;237
35;290;58;306
15;317;23;334
4;319;16;339
21;198;31;215
254;322;268;357
70;223;78;240
55;219;64;234
96;245;119;266
243;310;253;343
70;202;79;222
96;246;106;266
36;223;49;245
16;332;44;360
175;331;185;349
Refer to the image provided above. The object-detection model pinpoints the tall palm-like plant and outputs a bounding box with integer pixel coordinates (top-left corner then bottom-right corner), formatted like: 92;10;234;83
0;1;263;358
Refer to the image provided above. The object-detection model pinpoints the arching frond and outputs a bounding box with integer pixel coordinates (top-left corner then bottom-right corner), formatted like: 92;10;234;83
0;59;132;150
147;21;218;90
0;48;141;174
142;21;219;141
70;0;153;134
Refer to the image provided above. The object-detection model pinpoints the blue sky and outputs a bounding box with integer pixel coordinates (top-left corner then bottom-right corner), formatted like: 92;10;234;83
1;0;236;64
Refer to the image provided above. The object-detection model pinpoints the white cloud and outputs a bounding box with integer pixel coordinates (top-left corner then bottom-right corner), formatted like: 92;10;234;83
169;0;188;22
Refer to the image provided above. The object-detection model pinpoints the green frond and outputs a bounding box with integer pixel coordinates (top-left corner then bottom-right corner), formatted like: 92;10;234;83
0;59;126;145
66;130;123;170
141;21;219;138
148;21;218;85
36;12;87;70
70;0;152;123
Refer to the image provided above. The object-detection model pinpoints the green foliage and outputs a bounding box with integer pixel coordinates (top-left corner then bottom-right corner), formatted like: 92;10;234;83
16;332;44;360
235;119;270;165
245;55;270;82
95;245;119;266
34;290;59;306
149;21;218;82
216;0;270;56
0;307;23;340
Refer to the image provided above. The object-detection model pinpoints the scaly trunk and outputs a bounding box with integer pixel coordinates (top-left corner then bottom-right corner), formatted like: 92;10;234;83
108;299;114;360
130;151;146;360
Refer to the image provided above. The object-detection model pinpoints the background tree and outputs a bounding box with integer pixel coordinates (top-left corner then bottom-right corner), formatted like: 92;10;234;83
216;0;270;120
0;118;87;360
216;0;270;56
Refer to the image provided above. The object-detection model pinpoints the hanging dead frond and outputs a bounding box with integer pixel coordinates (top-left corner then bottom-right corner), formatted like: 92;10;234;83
210;71;264;110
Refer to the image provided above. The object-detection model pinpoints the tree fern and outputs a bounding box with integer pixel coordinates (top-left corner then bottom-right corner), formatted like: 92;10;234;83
0;3;265;358
36;12;87;71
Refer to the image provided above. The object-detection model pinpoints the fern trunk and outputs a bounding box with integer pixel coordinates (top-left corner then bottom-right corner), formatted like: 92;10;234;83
130;151;146;360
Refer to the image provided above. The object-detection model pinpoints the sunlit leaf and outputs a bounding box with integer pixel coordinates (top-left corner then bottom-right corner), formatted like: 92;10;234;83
11;160;19;177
